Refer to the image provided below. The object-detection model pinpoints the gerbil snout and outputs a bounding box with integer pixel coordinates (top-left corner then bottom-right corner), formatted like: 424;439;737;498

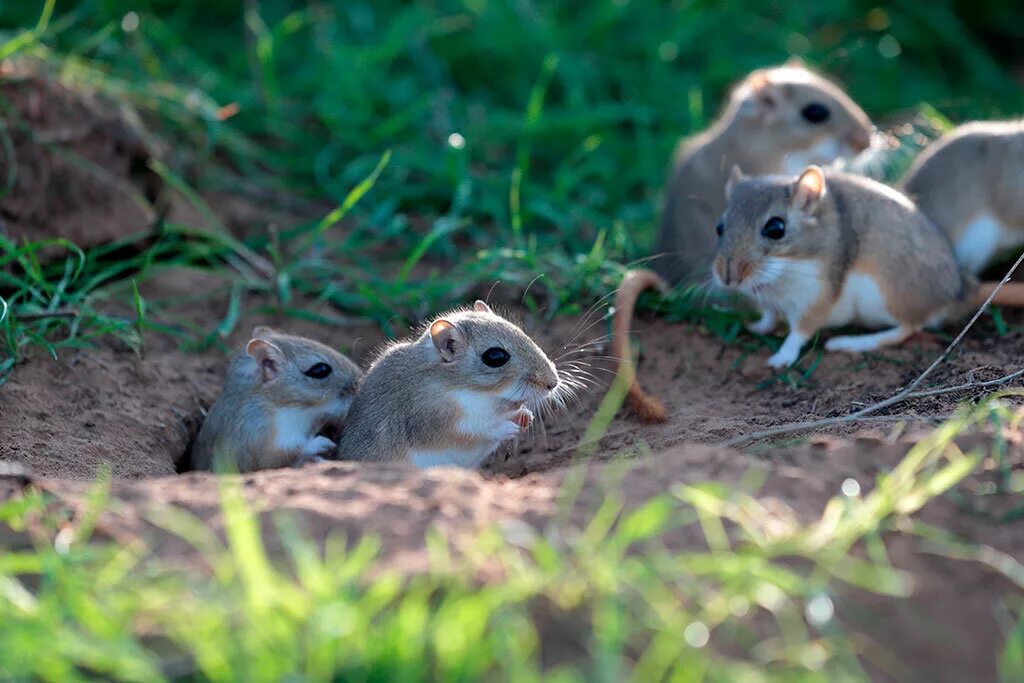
713;256;753;288
530;369;558;392
845;128;871;154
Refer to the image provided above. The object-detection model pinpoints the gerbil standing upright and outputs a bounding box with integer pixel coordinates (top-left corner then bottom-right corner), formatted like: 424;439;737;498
902;120;1024;275
337;301;561;468
192;327;362;473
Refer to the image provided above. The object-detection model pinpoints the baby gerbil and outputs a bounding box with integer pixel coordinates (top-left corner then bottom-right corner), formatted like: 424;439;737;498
192;326;362;473
336;301;560;469
621;165;1024;418
612;61;875;421
902;120;1024;275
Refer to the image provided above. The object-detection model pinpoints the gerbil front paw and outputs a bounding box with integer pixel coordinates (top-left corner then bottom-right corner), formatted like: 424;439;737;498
298;435;337;462
496;408;533;441
766;347;799;369
747;311;778;335
511;408;534;429
766;331;807;369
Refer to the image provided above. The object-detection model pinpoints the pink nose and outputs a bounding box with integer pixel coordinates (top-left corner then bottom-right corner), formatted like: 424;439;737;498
846;128;871;154
715;258;751;286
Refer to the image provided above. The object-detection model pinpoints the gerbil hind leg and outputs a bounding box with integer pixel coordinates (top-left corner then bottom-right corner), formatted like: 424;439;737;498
824;325;917;353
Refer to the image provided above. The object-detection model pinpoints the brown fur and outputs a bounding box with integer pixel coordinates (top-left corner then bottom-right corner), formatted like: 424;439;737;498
903;121;1024;274
191;328;362;473
654;62;873;283
613;62;873;422
337;302;559;467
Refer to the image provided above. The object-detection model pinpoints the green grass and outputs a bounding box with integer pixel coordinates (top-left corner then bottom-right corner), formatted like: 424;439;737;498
2;1;1024;680
1;398;1020;682
1;0;1022;356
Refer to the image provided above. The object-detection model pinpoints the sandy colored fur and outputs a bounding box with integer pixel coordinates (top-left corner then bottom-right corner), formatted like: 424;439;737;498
337;305;558;466
191;329;361;473
903;121;1024;274
654;64;873;285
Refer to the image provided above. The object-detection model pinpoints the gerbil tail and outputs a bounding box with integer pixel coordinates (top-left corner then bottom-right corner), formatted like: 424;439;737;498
611;268;671;423
975;281;1024;308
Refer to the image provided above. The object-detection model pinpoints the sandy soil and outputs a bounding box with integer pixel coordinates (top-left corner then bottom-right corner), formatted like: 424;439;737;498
2;70;1023;681
0;62;161;247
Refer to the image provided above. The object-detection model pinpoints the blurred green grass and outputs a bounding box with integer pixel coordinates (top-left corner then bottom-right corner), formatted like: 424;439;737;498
1;0;1023;340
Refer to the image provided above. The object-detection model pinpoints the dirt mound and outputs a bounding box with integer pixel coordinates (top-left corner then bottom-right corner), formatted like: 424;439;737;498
0;62;160;247
5;435;1017;683
0;346;220;478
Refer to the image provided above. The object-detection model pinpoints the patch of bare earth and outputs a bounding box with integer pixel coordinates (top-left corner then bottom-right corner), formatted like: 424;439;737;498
0;61;161;247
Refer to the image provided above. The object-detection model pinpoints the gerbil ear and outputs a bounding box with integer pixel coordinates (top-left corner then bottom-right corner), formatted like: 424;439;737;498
246;338;285;382
251;325;274;339
785;55;806;68
429;319;464;362
737;71;779;122
725;165;745;200
473;300;492;314
791;166;827;215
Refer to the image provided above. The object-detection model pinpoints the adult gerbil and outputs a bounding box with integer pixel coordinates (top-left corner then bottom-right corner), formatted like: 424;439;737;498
192;326;362;473
902;120;1024;275
336;301;561;469
621;165;1024;419
612;61;874;421
654;60;874;283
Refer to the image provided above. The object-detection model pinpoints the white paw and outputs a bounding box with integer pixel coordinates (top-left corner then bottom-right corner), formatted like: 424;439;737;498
747;312;777;335
495;408;533;442
300;435;337;459
766;347;800;369
825;335;887;353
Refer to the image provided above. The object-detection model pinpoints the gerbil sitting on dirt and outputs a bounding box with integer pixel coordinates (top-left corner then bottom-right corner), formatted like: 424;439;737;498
902;120;1024;275
192;327;362;473
619;165;1024;420
612;61;874;422
336;301;560;468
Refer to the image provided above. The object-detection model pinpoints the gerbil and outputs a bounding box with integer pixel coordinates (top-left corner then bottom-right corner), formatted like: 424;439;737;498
192;327;362;473
336;301;560;469
654;60;874;283
902;120;1024;275
612;61;874;420
621;166;1024;419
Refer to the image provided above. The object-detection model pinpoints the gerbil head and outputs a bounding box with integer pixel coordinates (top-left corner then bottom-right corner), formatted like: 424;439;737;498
712;166;832;296
731;62;874;165
421;300;559;408
245;326;362;407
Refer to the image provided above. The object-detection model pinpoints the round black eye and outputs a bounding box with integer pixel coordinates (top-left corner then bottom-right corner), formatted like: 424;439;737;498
761;217;786;240
481;347;510;368
304;362;333;379
715;221;724;237
801;103;830;124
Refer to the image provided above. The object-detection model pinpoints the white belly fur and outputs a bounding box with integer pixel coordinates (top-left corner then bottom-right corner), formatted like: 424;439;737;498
955;214;1022;275
451;388;499;438
826;272;897;329
273;398;349;452
781;137;843;175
